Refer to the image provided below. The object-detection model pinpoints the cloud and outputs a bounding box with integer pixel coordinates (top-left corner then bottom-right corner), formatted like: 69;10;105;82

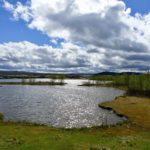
0;41;149;73
3;0;14;11
3;0;32;21
0;41;93;73
2;0;150;72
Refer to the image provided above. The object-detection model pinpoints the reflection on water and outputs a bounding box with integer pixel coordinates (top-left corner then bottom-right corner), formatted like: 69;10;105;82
0;79;125;128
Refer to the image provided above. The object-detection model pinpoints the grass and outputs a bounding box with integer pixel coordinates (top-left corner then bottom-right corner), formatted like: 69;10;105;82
0;120;150;150
112;74;150;96
85;73;150;97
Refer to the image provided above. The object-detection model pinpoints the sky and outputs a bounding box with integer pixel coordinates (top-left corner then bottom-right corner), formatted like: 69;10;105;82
0;0;150;73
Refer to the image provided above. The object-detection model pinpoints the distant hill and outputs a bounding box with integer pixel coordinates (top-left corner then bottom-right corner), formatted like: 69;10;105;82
94;72;141;76
0;71;52;78
0;71;92;79
0;70;142;79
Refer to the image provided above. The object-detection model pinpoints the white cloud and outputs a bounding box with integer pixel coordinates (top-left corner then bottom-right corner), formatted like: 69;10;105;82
3;0;32;21
2;0;150;72
0;41;92;73
0;41;149;73
3;0;14;11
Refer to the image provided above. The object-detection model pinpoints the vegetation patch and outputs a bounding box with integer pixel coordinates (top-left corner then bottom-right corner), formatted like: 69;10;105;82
112;74;150;97
84;73;150;97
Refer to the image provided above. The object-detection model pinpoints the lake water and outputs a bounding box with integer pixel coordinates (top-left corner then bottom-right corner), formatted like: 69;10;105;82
0;79;125;128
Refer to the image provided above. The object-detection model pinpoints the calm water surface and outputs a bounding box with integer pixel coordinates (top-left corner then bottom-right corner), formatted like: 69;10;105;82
0;79;125;128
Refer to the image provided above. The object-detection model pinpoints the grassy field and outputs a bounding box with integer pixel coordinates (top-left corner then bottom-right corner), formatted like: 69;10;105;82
0;96;150;150
0;121;150;150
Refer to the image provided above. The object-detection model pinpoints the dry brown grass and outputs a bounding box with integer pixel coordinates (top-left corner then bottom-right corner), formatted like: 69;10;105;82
99;96;150;129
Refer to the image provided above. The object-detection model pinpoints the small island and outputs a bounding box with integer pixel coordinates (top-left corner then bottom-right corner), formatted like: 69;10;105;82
0;75;66;86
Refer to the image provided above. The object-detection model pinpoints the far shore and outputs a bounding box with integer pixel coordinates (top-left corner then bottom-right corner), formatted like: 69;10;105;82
0;81;66;86
79;82;127;91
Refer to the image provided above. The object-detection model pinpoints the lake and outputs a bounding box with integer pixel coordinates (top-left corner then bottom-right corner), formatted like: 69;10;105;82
0;79;125;128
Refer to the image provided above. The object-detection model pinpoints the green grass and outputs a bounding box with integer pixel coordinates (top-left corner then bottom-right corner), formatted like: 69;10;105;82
112;74;150;96
0;121;150;150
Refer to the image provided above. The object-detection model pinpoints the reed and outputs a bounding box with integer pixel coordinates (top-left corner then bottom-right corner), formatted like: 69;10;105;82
112;74;150;96
89;73;150;96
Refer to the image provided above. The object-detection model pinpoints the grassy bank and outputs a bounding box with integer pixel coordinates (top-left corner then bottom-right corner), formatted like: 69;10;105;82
99;96;150;129
0;120;150;150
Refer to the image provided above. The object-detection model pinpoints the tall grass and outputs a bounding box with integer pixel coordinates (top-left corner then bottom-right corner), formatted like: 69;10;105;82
112;74;150;96
49;74;65;85
90;73;150;96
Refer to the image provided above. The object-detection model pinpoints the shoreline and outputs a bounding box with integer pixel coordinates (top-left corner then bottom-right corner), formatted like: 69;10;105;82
0;96;149;149
99;99;128;119
79;82;128;90
0;112;126;130
0;95;149;130
99;96;150;129
81;83;150;97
